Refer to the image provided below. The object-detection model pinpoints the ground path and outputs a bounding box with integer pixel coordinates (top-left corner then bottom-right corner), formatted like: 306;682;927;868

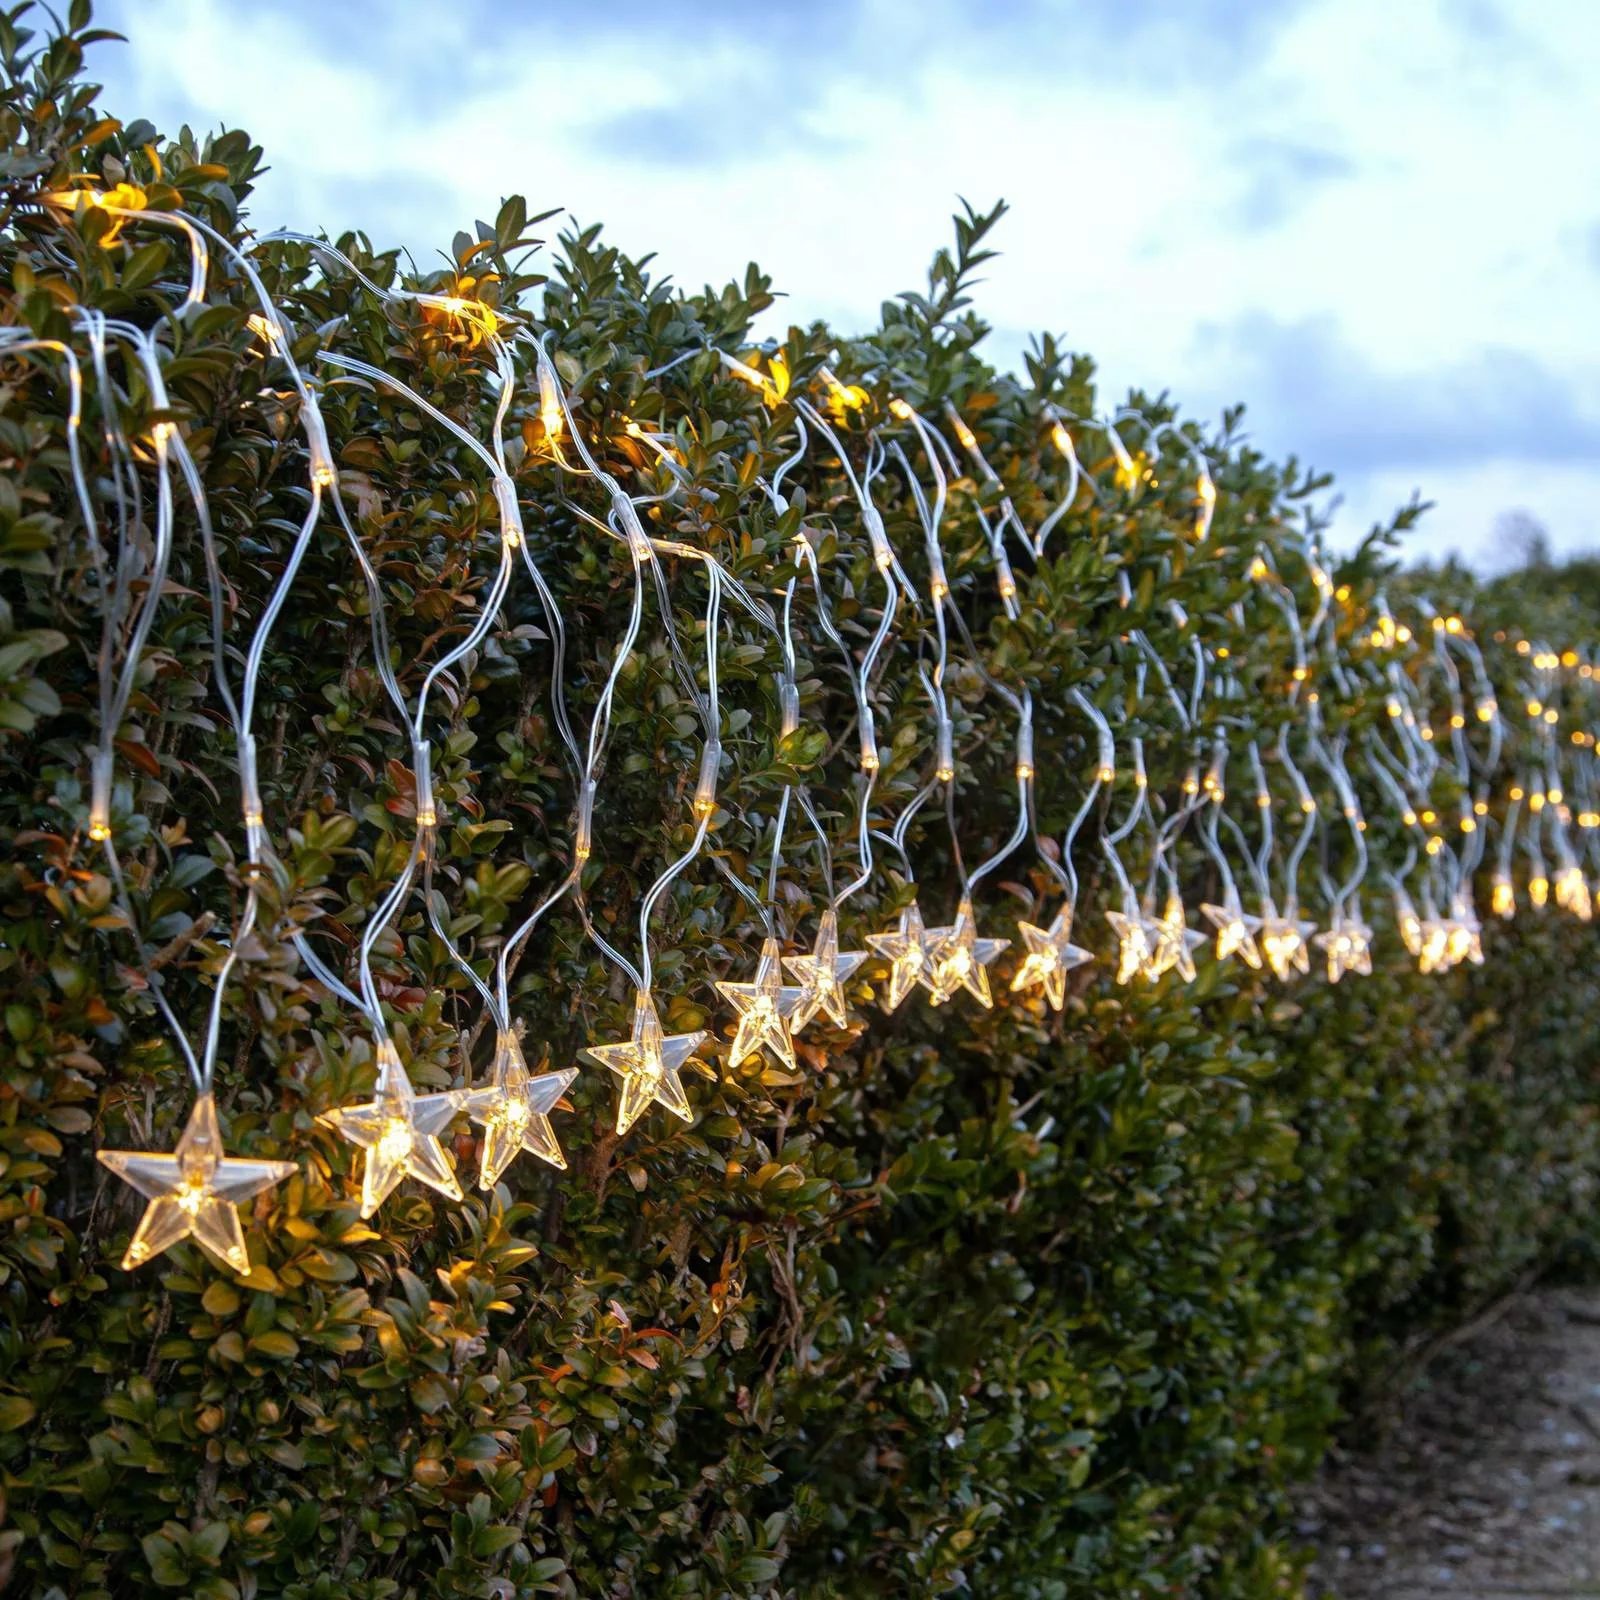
1300;1286;1600;1598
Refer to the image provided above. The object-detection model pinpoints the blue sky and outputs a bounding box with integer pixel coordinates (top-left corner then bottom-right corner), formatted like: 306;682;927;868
87;0;1600;569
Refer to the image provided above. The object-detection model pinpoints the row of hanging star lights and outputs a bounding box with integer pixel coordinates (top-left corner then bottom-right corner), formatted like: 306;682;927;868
23;184;1600;1277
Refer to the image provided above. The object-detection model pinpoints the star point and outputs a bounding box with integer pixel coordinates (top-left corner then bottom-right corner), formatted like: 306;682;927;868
1259;902;1316;981
716;935;806;1069
783;908;868;1034
865;900;944;1012
1200;891;1263;969
98;1092;295;1273
1145;894;1206;983
318;1038;473;1217
465;1029;578;1187
1313;910;1373;983
1010;904;1093;1010
1106;904;1153;985
583;988;705;1137
925;896;1010;1007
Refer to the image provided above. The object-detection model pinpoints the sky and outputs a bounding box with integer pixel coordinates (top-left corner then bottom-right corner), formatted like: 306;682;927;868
85;0;1600;570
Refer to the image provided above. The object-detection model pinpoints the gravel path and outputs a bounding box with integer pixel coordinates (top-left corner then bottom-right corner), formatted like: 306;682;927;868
1300;1287;1600;1599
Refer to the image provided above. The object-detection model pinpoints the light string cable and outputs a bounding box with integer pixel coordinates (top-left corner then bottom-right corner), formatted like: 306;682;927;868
0;323;207;1083
921;405;1042;901
259;233;581;1039
61;204;375;1018
881;405;1025;1002
1129;620;1210;979
751;417;880;1033
1100;657;1155;982
784;382;911;908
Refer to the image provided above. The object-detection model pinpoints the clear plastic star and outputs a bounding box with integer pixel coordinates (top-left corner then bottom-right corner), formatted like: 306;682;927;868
783;907;868;1033
925;897;1011;1007
583;988;706;1136
1010;904;1093;1010
866;900;945;1012
1259;904;1316;981
98;1092;295;1273
1446;896;1486;965
465;1029;578;1187
716;934;806;1069
1314;911;1373;983
1145;894;1206;983
1199;891;1264;969
319;1039;475;1217
1105;906;1153;985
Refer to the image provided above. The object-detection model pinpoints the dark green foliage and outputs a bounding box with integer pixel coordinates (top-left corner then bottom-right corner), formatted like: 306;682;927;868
0;8;1597;1597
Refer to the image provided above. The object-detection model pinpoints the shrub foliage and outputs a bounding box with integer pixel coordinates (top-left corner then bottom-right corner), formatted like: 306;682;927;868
0;9;1597;1597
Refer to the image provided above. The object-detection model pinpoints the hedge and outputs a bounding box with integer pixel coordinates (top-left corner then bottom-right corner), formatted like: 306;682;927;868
1;8;1598;1597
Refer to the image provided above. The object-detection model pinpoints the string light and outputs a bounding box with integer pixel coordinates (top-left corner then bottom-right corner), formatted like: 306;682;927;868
1010;905;1093;1010
318;1040;475;1218
466;1031;577;1187
97;1094;295;1273
716;936;807;1070
926;897;1011;1008
583;990;706;1137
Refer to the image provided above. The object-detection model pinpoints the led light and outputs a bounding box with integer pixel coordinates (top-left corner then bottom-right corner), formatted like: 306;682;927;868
1106;907;1153;985
1491;874;1515;919
1530;873;1549;907
97;1093;295;1272
866;901;944;1012
924;897;1010;1008
1200;894;1264;969
1051;420;1075;458
318;1039;473;1217
465;1030;577;1186
1146;895;1205;984
716;935;806;1069
583;989;706;1136
1010;905;1093;1010
538;363;564;443
889;397;914;421
784;907;869;1034
951;414;978;452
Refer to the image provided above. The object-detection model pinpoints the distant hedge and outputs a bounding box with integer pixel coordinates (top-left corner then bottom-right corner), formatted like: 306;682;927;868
1;9;1597;1599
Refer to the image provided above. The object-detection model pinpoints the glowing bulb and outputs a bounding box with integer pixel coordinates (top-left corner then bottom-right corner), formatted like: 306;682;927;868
1530;874;1549;907
1491;875;1515;919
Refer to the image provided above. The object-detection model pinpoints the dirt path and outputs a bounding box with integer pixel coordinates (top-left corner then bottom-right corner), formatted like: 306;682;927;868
1299;1287;1600;1598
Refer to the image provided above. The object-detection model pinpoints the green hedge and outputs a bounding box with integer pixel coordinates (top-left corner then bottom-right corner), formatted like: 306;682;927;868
1;9;1598;1597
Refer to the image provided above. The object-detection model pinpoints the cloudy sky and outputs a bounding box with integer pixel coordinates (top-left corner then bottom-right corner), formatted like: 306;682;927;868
88;0;1600;569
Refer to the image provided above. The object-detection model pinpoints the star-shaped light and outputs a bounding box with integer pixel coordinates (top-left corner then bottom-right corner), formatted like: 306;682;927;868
1555;863;1593;922
1010;904;1093;1010
1106;905;1153;985
1145;894;1206;983
1394;889;1425;957
716;934;806;1069
1200;891;1264;969
783;907;868;1033
319;1039;475;1216
1259;904;1316;981
925;896;1011;1007
583;988;706;1136
1446;896;1486;965
866;900;944;1012
98;1092;295;1273
465;1029;578;1187
1314;911;1373;983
